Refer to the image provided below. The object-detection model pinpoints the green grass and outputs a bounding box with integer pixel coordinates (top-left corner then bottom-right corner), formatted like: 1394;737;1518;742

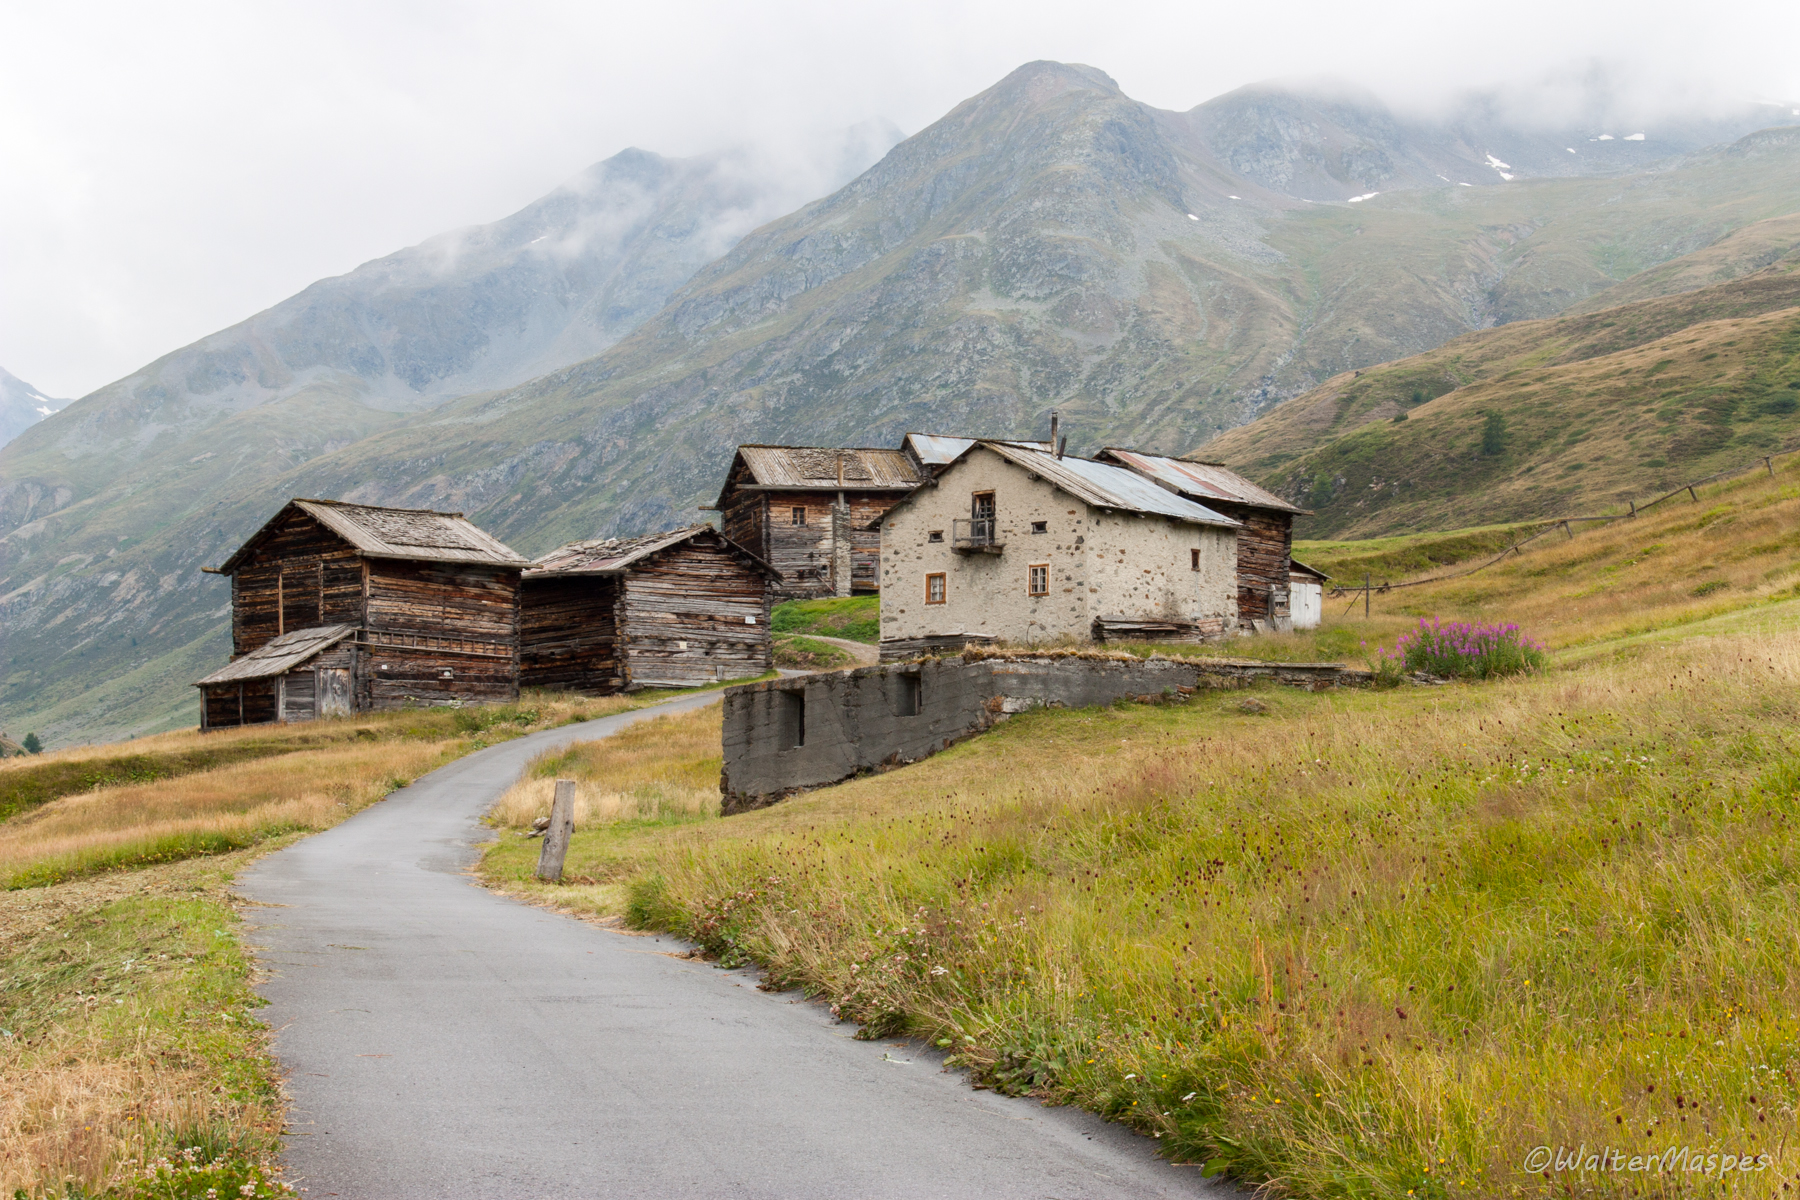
772;635;858;669
770;596;880;644
0;852;294;1197
1294;524;1547;586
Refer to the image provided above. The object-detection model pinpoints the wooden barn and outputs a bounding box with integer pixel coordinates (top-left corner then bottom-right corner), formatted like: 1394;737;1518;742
711;446;928;597
1097;449;1311;632
194;499;528;728
519;525;777;695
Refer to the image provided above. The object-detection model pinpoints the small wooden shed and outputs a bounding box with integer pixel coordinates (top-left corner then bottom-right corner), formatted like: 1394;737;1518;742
195;499;529;728
520;525;778;695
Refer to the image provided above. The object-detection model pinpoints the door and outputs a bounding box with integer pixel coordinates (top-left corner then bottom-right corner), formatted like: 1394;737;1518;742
318;668;353;718
970;492;996;543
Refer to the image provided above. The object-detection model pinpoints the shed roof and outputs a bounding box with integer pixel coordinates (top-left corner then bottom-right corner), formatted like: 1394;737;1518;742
872;442;1241;529
526;524;779;579
1095;449;1308;515
194;625;357;687
719;445;928;498
1290;558;1331;581
212;499;528;574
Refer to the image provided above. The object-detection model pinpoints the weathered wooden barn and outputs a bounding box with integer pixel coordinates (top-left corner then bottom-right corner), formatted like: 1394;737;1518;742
194;499;528;728
1096;449;1310;631
520;525;777;694
711;446;928;597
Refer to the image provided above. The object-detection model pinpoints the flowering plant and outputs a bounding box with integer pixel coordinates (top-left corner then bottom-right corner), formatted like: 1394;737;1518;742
1383;618;1546;680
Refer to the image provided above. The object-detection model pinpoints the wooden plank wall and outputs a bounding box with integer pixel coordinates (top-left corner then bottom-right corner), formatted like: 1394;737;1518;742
201;680;277;729
847;495;892;591
360;644;518;710
1215;504;1293;623
519;575;623;694
231;510;365;655
361;561;520;709
618;540;771;688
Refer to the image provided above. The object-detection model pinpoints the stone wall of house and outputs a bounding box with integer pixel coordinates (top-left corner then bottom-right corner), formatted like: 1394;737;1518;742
719;653;1369;813
876;446;1237;649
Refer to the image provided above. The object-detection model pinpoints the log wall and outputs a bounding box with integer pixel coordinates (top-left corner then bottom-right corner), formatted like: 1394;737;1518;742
1214;504;1294;624
519;575;623;694
617;541;772;689
231;511;365;655
721;487;906;597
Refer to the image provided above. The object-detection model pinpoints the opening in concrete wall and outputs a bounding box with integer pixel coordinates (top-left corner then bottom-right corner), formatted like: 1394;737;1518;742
896;672;922;717
779;689;806;749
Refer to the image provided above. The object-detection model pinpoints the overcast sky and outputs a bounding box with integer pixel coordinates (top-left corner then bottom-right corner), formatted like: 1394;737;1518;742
4;0;1796;400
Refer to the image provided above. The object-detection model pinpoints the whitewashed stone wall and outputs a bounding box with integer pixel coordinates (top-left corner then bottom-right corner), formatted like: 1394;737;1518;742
878;447;1237;645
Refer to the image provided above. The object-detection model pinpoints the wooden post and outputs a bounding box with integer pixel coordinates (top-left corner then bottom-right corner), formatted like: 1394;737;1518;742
536;780;577;883
1562;521;1572;540
1687;485;1698;503
1766;456;1775;478
1629;501;1636;517
1364;573;1370;619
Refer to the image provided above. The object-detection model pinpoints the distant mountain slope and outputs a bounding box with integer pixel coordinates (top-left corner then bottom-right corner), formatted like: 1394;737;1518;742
1205;261;1800;536
6;61;1800;745
1559;210;1800;313
0;368;67;449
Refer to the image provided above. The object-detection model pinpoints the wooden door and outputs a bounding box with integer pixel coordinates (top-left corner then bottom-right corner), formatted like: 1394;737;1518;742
318;668;353;718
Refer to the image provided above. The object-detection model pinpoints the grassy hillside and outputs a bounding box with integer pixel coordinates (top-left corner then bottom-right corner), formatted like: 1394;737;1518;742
1206;261;1800;537
481;457;1800;1198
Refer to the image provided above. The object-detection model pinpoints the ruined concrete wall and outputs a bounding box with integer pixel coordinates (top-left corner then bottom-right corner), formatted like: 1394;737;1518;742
719;654;1368;813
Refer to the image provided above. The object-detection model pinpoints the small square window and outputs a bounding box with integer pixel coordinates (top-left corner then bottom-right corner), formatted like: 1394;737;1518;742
925;573;947;604
928;530;945;543
1028;564;1049;596
1030;521;1047;534
791;507;806;526
1191;548;1201;571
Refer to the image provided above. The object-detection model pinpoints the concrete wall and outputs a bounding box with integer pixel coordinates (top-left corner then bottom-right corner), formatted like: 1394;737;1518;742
720;653;1369;812
877;447;1236;648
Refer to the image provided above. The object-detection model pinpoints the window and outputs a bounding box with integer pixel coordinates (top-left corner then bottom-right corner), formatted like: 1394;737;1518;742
791;506;806;526
1028;564;1049;596
779;690;806;749
925;573;947;604
1191;548;1201;571
896;673;922;717
1030;521;1047;534
928;530;944;543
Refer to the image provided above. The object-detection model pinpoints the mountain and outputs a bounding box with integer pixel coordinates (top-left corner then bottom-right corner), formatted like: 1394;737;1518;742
0;368;68;449
1203;256;1800;537
6;60;1800;744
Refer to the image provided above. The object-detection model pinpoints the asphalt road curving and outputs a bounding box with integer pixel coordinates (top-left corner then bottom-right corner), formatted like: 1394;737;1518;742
238;693;1226;1199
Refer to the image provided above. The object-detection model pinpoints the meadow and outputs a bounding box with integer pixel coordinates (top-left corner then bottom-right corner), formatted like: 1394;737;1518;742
480;460;1800;1198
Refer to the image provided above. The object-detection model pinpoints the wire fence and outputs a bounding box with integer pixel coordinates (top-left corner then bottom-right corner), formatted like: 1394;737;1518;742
1328;439;1800;611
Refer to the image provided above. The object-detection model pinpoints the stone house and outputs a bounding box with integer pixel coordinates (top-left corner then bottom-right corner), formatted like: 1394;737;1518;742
519;525;777;694
194;499;528;728
1096;449;1310;631
870;442;1242;657
711;445;929;598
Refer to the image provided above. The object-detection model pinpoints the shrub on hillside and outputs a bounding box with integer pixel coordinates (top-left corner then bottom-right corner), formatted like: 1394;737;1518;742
1388;617;1545;679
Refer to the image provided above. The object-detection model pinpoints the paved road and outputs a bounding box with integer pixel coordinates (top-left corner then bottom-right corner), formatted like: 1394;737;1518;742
238;694;1223;1199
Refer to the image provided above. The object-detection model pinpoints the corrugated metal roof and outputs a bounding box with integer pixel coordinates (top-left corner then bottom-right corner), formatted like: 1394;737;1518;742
904;433;1050;466
732;446;929;490
1097;449;1308;515
978;444;1241;527
194;625;357;686
214;499;528;574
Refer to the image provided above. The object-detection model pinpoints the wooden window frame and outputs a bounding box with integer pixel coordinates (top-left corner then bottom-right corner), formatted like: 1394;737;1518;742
790;506;806;527
1027;563;1049;596
1191;548;1201;571
925;572;947;605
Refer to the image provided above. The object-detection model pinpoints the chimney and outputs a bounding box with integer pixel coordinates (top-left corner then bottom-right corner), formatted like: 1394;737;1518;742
1057;434;1068;459
1049;410;1059;457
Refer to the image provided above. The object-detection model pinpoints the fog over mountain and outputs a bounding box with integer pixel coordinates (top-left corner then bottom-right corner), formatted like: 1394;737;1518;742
5;61;1800;746
0;369;67;450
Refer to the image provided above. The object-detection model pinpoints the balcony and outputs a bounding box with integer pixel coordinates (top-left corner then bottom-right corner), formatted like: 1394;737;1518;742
951;518;1004;554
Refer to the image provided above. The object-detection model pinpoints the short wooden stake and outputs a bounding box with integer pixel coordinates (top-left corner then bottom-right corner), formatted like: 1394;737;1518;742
1687;485;1698;503
536;780;577;883
1766;456;1775;477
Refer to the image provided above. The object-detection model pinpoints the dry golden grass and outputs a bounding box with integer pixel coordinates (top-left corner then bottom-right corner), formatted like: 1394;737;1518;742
490;704;724;831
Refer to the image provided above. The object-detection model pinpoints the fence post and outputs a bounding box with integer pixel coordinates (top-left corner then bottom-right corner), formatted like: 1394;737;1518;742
1629;501;1636;517
1364;573;1371;620
536;779;577;883
1767;456;1775;478
1687;485;1698;503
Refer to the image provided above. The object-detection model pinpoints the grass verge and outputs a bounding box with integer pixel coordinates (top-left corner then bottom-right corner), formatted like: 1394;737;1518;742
773;635;859;670
481;626;1800;1198
771;596;879;644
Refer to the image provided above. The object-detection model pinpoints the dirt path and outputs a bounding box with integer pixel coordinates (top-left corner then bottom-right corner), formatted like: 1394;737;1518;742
237;694;1222;1199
